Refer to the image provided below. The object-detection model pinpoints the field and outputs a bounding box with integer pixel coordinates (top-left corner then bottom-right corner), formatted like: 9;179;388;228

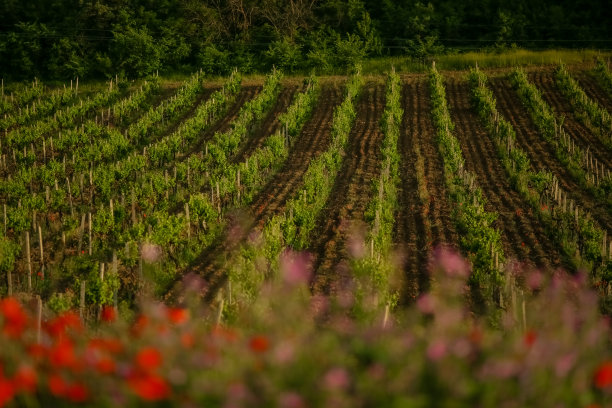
1;58;612;406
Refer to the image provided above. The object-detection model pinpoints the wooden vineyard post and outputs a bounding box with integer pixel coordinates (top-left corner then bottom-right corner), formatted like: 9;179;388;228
3;203;6;235
88;212;93;256
216;182;221;214
98;263;105;320
237;169;241;203
25;231;32;291
185;203;191;240
38;225;44;279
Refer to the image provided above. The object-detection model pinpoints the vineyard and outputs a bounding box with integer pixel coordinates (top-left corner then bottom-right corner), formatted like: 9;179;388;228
1;60;612;406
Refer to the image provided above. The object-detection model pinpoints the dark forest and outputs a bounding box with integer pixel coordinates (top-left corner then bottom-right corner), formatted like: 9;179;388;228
1;0;610;78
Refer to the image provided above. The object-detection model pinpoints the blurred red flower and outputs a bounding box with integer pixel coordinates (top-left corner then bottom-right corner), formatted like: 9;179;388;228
524;330;537;347
594;361;612;389
167;307;189;325
0;376;15;408
13;364;37;394
128;373;170;401
0;297;28;338
66;382;89;403
49;339;79;370
135;347;162;372
48;373;68;397
249;335;270;354
95;356;116;374
27;344;47;360
46;311;82;338
101;306;116;323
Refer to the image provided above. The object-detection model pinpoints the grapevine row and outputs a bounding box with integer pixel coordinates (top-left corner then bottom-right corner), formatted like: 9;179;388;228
0;86;78;132
469;68;610;291
224;72;363;308
429;64;504;299
554;63;611;149
353;69;402;311
594;58;612;95
509;69;611;200
0;79;45;115
4;78;124;150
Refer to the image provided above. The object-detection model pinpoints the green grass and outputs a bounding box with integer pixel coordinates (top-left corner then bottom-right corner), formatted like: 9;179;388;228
363;49;612;74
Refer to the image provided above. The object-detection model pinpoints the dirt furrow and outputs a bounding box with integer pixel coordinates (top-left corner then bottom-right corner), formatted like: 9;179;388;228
490;77;612;237
529;71;612;168
147;87;215;146
396;77;459;301
250;85;343;227
572;71;612;112
446;78;567;271
232;85;299;164
167;84;343;302
310;84;386;296
185;85;262;156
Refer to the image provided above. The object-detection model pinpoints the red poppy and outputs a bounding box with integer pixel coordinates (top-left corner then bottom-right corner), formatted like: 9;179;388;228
128;373;170;401
249;335;270;353
134;347;162;372
95;357;116;374
0;376;15;407
0;298;28;338
46;311;82;338
48;373;68;397
524;330;537;347
594;361;612;388
66;382;89;403
167;308;189;325
49;339;79;370
13;364;37;394
101;306;116;323
27;344;47;360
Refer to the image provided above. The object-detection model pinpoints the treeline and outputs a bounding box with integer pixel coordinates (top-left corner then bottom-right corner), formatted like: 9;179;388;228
0;0;610;79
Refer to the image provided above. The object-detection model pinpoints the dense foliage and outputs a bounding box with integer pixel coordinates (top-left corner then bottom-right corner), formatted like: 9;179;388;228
0;250;611;407
1;0;610;79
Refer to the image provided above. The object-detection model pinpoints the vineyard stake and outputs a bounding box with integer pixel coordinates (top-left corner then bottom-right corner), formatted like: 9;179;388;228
25;231;32;291
88;212;92;256
3;203;6;235
38;225;44;279
185;203;191;240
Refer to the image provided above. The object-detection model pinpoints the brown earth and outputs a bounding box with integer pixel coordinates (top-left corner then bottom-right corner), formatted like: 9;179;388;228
446;77;568;271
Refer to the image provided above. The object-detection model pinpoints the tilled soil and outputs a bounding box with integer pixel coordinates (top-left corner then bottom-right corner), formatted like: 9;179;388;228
490;77;612;237
232;85;299;164
395;77;459;302
446;78;568;271
309;83;386;296
571;70;612;113
529;71;612;169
